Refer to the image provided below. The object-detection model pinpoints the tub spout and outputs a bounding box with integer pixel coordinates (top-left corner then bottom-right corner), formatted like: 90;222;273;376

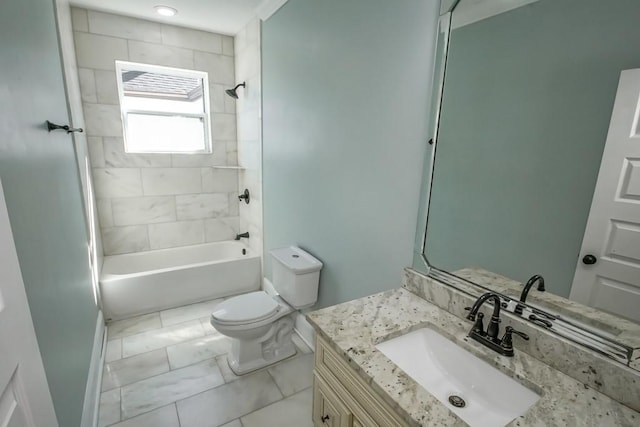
235;232;249;240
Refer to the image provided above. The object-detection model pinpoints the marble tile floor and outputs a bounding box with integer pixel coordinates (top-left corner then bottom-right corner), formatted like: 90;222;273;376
99;298;315;427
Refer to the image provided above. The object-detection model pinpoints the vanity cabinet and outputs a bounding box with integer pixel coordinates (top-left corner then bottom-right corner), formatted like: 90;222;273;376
312;336;406;427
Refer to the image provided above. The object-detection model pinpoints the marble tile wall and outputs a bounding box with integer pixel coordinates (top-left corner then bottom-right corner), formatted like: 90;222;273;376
234;19;263;258
71;8;241;255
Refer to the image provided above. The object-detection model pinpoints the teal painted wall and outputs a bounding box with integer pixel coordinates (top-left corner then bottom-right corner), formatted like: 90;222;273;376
425;0;640;296
0;0;99;424
262;0;440;307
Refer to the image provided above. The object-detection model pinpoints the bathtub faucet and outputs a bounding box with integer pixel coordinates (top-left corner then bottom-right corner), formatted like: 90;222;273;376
235;232;250;240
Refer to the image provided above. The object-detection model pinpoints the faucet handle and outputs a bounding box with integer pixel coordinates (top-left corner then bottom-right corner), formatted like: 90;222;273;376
511;328;529;340
514;303;525;316
471;312;485;334
501;326;529;352
464;306;476;321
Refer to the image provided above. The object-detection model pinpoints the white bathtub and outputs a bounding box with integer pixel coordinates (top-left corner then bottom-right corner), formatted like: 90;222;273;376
100;241;261;320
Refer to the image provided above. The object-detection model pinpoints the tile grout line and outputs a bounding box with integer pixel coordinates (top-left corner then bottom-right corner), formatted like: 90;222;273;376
110;311;212;343
104;351;221;394
118;387;123;424
159;311;166;328
103;329;219;388
108;317;219;363
104;403;179;427
109;308;204;341
104;341;168;370
265;368;286;399
109;347;310;425
239;386;314;426
164;345;170;370
174;402;182;427
110;354;230;422
106;313;162;340
105;299;317;426
172;369;281;424
99;303;220;420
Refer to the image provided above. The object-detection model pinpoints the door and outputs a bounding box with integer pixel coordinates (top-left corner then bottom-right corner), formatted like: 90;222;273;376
570;69;640;322
0;180;58;426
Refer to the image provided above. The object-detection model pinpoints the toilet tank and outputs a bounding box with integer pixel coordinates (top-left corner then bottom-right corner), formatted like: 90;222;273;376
270;246;323;308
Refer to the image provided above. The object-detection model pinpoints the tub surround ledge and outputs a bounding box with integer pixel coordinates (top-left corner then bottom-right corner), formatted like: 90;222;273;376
306;287;639;426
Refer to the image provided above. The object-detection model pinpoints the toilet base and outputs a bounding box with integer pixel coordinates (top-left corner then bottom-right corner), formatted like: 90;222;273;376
227;342;296;375
226;316;297;375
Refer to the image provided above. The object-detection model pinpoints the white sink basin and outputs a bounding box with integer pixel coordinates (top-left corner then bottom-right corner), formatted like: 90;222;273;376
375;328;540;427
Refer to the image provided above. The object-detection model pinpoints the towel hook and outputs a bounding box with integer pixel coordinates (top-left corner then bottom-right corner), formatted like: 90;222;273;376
46;120;83;134
238;189;250;204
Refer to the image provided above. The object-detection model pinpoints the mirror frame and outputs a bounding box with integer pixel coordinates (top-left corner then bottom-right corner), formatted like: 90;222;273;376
414;0;639;366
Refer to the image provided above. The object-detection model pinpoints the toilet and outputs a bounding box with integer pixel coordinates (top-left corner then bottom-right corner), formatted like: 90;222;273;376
210;246;323;375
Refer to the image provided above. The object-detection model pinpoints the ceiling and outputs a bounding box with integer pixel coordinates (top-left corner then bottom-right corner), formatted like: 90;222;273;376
452;0;539;29
70;0;267;35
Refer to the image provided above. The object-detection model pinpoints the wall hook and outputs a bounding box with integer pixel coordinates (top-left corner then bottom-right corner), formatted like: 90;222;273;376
46;120;83;134
238;189;250;204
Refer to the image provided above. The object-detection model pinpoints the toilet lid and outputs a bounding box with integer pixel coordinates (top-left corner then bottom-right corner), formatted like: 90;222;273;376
212;291;280;324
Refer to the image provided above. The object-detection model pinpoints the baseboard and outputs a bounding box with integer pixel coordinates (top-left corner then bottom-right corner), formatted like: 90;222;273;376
80;310;106;427
294;312;316;352
262;277;277;295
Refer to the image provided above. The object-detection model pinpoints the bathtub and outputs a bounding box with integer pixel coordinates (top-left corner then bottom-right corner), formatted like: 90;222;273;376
100;241;261;320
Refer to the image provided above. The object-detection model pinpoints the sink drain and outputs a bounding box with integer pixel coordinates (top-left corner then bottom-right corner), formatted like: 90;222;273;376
448;395;466;408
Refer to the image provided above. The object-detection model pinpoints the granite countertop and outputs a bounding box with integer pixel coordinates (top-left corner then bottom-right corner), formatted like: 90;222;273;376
306;288;639;426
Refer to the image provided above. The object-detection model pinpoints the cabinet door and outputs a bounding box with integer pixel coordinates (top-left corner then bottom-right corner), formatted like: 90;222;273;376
313;375;350;427
315;337;407;427
348;404;377;427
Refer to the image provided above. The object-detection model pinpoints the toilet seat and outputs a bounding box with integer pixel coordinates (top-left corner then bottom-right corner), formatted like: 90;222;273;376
212;291;280;325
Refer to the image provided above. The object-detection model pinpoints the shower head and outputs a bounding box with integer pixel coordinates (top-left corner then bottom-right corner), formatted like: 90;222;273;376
225;82;246;99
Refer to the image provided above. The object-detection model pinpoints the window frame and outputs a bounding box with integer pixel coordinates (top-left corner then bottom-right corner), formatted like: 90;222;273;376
115;60;213;154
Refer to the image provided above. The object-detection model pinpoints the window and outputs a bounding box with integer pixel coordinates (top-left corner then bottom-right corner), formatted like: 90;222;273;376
115;61;212;153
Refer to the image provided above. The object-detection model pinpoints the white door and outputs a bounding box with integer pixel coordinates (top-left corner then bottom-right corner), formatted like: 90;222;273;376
0;180;58;427
570;69;640;322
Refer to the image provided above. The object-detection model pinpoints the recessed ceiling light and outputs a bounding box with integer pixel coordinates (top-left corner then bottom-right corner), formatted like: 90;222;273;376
155;5;177;17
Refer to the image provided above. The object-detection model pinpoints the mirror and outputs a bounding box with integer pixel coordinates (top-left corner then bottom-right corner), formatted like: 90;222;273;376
417;0;640;344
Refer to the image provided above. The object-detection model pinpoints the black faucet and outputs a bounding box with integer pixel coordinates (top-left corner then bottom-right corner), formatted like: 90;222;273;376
235;232;249;240
466;292;529;357
467;292;503;340
514;274;545;315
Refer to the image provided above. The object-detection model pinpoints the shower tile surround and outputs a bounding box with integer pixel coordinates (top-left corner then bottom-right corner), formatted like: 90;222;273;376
306;274;640;426
71;8;241;255
234;19;263;256
99;298;314;426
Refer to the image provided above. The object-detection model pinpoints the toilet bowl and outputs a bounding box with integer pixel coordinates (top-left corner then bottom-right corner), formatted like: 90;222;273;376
210;246;322;375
